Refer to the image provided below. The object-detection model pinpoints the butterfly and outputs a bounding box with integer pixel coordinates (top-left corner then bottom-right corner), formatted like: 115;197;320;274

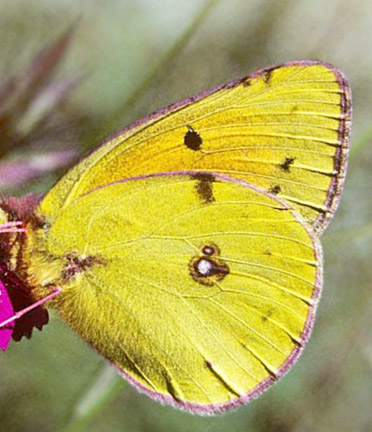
0;61;351;414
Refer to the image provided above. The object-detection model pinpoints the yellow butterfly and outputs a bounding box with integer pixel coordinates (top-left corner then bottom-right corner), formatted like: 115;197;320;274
0;61;351;414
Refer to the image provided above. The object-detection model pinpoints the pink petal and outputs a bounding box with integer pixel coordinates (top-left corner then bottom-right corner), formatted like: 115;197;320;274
0;278;15;351
0;148;77;188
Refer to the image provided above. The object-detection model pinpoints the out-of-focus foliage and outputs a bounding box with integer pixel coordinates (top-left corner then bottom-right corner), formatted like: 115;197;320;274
0;27;81;192
0;1;371;431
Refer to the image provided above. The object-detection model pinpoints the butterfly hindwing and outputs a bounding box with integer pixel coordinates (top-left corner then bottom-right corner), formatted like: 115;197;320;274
33;173;322;413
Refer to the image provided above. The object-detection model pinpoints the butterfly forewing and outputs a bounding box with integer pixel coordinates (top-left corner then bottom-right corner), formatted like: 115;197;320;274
40;61;351;234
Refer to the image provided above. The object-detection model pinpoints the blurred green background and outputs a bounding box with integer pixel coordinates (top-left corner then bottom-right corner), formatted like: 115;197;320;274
0;0;371;431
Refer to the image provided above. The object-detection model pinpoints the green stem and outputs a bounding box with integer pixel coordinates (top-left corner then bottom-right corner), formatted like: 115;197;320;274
59;364;125;432
95;0;220;138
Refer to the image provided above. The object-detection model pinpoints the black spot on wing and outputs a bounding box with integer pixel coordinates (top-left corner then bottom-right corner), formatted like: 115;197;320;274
184;125;202;151
163;372;182;402
280;157;295;172
62;253;105;281
269;185;281;195
189;241;229;286
241;77;251;87
192;173;215;204
262;309;273;322
263;66;279;84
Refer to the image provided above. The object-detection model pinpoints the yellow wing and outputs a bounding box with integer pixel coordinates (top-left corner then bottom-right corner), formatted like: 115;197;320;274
40;61;351;234
28;173;322;413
